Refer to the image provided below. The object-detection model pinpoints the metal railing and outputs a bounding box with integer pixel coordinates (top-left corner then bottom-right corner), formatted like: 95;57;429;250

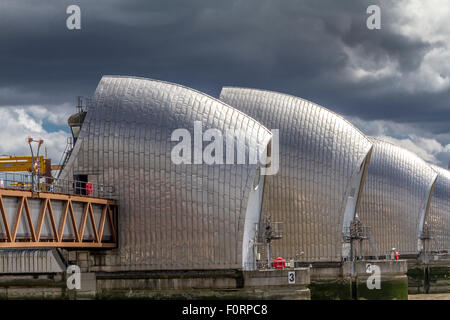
0;172;115;199
255;221;283;242
342;223;379;260
343;217;373;242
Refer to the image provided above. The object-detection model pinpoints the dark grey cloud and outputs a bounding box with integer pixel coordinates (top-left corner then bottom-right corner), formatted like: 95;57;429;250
0;0;449;166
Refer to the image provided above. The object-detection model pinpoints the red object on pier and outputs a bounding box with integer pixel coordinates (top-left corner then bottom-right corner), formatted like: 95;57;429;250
273;257;286;269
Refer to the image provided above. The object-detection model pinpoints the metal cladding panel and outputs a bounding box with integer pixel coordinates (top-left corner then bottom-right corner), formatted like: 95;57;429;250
0;249;65;273
220;87;373;261
426;165;450;251
60;76;272;270
358;138;437;256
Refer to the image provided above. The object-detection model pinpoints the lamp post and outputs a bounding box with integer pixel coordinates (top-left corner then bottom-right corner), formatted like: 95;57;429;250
28;136;44;192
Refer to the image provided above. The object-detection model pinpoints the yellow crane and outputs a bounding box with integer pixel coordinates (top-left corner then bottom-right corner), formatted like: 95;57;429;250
0;156;46;172
0;156;63;173
0;137;66;192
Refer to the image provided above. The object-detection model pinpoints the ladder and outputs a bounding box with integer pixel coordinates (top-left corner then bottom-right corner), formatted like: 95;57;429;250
55;137;74;179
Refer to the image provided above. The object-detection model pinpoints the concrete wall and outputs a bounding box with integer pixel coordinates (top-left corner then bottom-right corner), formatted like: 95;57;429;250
0;274;66;299
95;269;310;300
0;261;310;300
350;261;408;300
6;249;450;299
408;256;450;294
309;260;408;300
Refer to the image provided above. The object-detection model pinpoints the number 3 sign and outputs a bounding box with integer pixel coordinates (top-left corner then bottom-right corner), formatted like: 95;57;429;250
288;271;295;284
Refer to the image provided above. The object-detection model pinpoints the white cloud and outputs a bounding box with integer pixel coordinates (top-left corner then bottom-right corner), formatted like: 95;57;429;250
0;106;71;164
26;104;73;125
342;45;400;82
390;0;450;44
347;116;450;169
391;0;450;92
342;0;450;93
379;135;449;165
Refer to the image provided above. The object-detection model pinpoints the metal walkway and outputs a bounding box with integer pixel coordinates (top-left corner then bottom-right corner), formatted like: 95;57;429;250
0;188;117;249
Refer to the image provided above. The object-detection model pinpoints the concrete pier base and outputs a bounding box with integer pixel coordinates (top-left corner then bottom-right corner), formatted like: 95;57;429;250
308;260;408;300
307;263;352;300
0;269;310;300
94;269;310;300
0;274;67;299
408;255;450;294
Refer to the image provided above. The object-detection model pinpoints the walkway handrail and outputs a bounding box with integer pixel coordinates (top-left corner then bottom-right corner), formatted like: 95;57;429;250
0;172;116;199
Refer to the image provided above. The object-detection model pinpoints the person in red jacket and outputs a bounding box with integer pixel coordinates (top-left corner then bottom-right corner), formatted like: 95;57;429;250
86;181;93;195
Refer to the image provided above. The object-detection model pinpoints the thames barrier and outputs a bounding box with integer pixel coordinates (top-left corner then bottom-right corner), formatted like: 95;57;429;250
0;76;448;300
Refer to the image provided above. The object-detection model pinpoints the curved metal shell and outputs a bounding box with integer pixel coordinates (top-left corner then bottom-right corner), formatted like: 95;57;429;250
357;138;437;257
220;87;373;261
426;165;450;252
60;76;272;270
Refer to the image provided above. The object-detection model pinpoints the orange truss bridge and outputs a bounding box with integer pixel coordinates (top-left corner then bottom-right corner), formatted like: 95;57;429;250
0;189;117;248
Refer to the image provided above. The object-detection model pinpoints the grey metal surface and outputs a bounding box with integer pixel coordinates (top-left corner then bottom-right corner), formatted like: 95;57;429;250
60;76;272;270
0;249;65;273
358;138;438;257
426;165;450;251
220;87;373;262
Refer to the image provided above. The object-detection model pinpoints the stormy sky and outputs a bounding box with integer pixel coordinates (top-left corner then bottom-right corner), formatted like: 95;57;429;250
0;0;449;167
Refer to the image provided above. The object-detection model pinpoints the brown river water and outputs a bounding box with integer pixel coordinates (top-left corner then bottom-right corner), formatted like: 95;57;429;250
409;293;450;300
